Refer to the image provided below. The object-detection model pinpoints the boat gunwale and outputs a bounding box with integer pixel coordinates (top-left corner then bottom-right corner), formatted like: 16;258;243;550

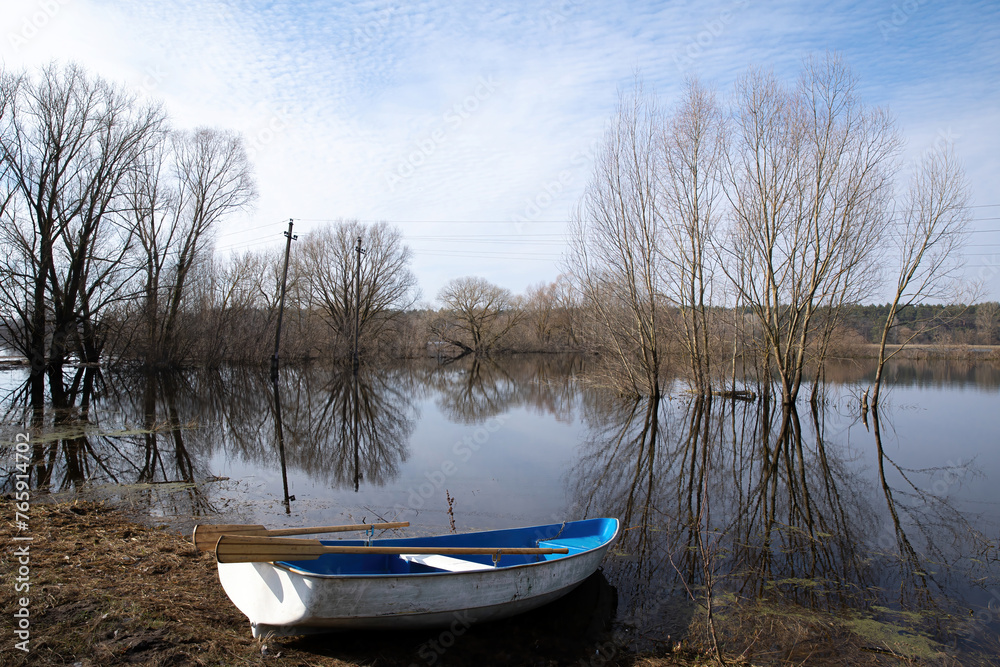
268;518;620;580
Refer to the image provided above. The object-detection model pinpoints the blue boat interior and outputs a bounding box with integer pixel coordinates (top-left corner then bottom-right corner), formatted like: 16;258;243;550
279;518;619;576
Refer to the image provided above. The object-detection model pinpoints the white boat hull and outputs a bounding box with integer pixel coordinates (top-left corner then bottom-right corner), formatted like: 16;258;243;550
216;519;619;637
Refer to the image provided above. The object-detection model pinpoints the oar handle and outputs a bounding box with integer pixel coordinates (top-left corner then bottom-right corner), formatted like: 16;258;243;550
306;546;570;555
266;521;409;536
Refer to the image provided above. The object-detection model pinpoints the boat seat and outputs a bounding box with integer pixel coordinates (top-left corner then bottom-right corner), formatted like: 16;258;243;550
399;554;493;572
537;537;595;554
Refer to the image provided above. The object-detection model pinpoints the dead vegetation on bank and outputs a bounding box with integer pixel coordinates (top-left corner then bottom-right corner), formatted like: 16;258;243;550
0;501;986;666
0;501;265;666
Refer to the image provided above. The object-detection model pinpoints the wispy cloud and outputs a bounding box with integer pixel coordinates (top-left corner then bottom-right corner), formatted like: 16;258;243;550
1;0;997;298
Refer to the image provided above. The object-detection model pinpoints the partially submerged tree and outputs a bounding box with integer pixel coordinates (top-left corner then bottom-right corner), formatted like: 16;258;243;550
127;128;256;365
524;281;559;348
188;248;284;365
521;276;582;350
568;82;666;397
295;220;418;362
433;276;523;357
870;146;972;406
721;55;898;405
659;78;725;394
0;62;165;391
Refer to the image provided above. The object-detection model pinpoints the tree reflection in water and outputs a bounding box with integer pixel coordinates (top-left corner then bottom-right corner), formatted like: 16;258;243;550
266;365;416;490
570;391;998;658
1;367;216;516
0;364;418;517
423;354;585;424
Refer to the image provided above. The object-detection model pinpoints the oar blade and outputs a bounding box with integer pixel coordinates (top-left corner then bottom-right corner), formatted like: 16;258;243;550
216;534;326;563
194;521;411;550
192;524;267;551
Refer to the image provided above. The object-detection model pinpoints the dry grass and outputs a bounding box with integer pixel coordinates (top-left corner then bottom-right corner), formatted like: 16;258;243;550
0;500;269;666
687;599;968;667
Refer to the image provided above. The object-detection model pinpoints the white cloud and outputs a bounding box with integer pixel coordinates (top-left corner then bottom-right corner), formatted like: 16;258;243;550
1;0;997;299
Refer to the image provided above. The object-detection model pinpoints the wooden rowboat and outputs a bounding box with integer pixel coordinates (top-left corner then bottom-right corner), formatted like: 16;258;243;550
215;517;620;637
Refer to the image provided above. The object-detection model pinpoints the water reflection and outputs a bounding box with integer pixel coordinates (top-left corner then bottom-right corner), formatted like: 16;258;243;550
825;356;1000;389
265;366;416;489
0;367;218;515
569;390;999;658
424;354;584;423
0;364;421;514
272;375;292;512
0;356;997;661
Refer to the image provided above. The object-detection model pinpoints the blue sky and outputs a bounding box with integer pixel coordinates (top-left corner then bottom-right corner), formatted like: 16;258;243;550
2;0;999;302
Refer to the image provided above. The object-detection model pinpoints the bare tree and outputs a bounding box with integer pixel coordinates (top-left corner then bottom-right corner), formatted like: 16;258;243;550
187;248;284;365
434;276;523;357
0;71;32;362
721;55;898;405
976;302;999;345
568;81;666;397
659;78;724;394
295;220;418;362
161;129;256;361
0;69;18;221
552;274;581;349
870;146;971;406
126;128;256;365
0;63;165;382
524;280;558;348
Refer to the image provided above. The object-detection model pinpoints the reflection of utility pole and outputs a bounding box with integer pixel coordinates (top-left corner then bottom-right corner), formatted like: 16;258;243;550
353;237;365;373
271;219;297;380
352;371;360;492
271;373;293;514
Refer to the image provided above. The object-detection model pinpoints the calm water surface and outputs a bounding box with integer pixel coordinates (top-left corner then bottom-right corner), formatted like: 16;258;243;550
2;355;998;661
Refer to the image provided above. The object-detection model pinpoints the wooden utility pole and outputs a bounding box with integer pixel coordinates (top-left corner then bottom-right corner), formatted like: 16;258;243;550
353;237;364;372
271;219;297;380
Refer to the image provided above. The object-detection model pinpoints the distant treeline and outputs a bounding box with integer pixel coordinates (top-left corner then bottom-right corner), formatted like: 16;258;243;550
837;303;999;347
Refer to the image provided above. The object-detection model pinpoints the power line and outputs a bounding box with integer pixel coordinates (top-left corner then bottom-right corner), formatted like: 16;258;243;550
405;233;566;239
407;239;566;245
418;254;561;262
215;236;286;253
216;220;291;239
294;218;569;225
216;210;1000;253
415;248;563;256
416;250;563;260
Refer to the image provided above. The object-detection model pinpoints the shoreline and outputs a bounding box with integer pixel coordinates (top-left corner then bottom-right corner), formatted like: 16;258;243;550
1;344;997;372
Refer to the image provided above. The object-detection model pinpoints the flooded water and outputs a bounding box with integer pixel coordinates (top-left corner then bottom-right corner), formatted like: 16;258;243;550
2;355;999;661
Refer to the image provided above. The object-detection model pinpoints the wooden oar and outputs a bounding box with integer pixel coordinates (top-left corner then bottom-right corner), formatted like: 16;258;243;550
215;534;570;564
192;521;409;552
